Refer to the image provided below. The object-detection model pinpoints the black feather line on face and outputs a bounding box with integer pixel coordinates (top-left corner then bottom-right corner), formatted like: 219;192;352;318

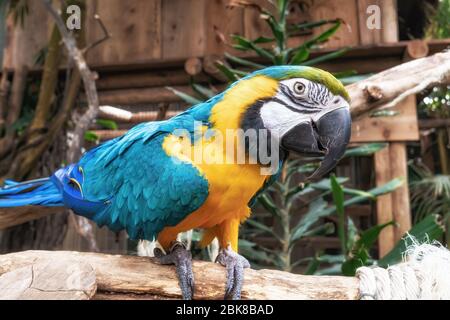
241;99;287;163
280;83;320;112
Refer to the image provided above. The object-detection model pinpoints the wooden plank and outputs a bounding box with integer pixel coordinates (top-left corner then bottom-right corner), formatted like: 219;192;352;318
205;0;245;55
94;85;197;105
97;70;205;90
309;0;360;48
243;0;274;42
86;0;162;66
351;95;419;143
374;144;395;257
357;0;398;45
161;0;206;60
357;0;383;45
380;0;398;43
390;142;412;242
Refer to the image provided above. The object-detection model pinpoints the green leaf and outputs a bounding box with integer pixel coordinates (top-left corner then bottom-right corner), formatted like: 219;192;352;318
191;83;216;99
96;119;118;130
312;19;342;43
214;61;240;82
304;256;321;275
84;131;99;143
342;257;365;276
344;143;388;158
370;110;400;118
378;214;445;267
246;219;281;242
253;36;275;44
311;180;375;200
357;221;395;252
342;220;396;276
310;177;349;190
166;86;202;105
238;239;273;264
290;197;330;244
346;217;358;253
231;35;275;61
288;19;340;32
262;12;285;51
333;70;357;78
277;0;289;25
257;193;281;219
302;222;335;237
290;47;310;64
224;52;266;69
317;254;345;264
331;175;346;255
338;74;372;85
301;48;348;66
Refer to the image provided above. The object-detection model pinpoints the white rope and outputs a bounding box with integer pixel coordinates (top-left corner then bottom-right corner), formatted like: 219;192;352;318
357;241;450;300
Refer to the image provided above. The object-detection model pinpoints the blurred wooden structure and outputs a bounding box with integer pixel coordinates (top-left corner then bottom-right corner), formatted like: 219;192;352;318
1;0;449;258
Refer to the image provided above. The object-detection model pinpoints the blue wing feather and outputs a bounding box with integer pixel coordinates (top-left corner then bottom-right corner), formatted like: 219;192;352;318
74;116;210;240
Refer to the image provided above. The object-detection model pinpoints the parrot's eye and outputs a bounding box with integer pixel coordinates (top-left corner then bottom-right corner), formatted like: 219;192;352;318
293;82;306;95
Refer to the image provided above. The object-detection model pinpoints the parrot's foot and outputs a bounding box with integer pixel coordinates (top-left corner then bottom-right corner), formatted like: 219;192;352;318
216;245;250;300
154;241;194;300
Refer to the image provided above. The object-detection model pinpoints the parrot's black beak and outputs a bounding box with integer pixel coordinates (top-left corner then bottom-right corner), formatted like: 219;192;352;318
281;107;351;181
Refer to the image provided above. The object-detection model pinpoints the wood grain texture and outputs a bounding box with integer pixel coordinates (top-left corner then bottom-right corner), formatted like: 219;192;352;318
374;145;395;257
205;0;245;55
0;250;360;300
350;95;419;142
0;257;96;300
86;0;162;66
348;51;450;118
162;0;206;59
309;0;360;48
389;142;412;242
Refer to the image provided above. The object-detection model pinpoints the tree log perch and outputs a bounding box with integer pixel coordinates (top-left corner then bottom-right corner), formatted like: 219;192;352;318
0;250;360;300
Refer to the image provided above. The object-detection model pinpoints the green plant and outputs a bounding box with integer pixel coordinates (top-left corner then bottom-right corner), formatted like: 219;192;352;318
304;177;445;276
426;0;450;39
171;0;368;105
239;143;403;272
409;160;450;245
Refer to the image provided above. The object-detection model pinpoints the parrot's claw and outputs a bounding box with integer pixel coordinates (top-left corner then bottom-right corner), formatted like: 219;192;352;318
216;246;250;300
154;241;194;300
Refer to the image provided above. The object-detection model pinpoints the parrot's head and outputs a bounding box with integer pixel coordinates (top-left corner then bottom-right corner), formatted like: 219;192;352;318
211;65;351;180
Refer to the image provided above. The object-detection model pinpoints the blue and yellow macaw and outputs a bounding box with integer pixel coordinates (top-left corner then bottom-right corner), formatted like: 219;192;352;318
0;66;351;300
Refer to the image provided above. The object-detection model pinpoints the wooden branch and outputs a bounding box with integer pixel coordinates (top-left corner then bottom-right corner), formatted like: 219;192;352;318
349;50;450;118
0;206;61;230
41;0;100;164
0;250;359;300
0;66;28;160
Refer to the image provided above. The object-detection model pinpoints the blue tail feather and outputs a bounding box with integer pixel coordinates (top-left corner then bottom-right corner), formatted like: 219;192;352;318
0;177;63;207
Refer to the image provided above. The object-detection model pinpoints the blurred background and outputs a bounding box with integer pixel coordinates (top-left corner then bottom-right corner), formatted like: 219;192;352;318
0;0;449;277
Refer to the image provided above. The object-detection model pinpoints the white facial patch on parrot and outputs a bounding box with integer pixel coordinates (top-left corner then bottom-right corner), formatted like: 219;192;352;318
259;78;349;141
259;99;310;141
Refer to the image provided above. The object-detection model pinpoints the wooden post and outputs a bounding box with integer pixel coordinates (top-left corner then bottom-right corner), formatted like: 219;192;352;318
374;145;395;256
389;143;412;242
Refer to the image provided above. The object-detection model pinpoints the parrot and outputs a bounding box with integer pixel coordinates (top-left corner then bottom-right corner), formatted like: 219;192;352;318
0;66;351;300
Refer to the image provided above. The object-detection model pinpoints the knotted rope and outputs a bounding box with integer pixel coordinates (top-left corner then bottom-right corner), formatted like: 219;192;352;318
356;242;450;300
